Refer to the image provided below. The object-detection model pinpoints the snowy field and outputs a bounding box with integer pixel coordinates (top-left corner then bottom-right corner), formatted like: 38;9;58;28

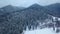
24;28;60;34
23;17;60;34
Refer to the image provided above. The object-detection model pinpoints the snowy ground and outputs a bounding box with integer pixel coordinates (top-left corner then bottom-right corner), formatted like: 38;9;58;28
23;17;60;34
24;28;60;34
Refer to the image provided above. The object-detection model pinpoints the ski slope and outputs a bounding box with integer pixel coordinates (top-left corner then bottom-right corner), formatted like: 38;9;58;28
24;28;60;34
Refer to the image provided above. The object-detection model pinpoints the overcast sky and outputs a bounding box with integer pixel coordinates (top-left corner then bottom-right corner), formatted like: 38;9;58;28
0;0;60;8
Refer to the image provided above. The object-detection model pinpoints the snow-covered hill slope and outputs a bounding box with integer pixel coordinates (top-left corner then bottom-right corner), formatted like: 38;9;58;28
24;28;60;34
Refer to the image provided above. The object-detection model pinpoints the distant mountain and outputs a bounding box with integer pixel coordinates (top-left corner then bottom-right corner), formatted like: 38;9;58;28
0;3;54;34
45;3;60;17
0;5;25;15
0;5;25;12
29;3;44;9
0;5;25;22
0;3;51;30
14;3;53;30
20;3;50;21
0;5;25;34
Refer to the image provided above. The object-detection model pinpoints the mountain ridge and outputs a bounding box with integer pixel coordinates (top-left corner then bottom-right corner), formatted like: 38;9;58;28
45;3;60;18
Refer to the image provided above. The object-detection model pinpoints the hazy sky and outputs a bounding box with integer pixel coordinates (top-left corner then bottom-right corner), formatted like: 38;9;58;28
0;0;60;8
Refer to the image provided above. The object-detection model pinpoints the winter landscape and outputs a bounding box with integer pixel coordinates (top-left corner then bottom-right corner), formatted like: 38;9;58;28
0;0;60;34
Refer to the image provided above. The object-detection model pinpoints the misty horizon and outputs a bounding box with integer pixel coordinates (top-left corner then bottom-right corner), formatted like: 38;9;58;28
0;0;60;8
0;2;60;8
